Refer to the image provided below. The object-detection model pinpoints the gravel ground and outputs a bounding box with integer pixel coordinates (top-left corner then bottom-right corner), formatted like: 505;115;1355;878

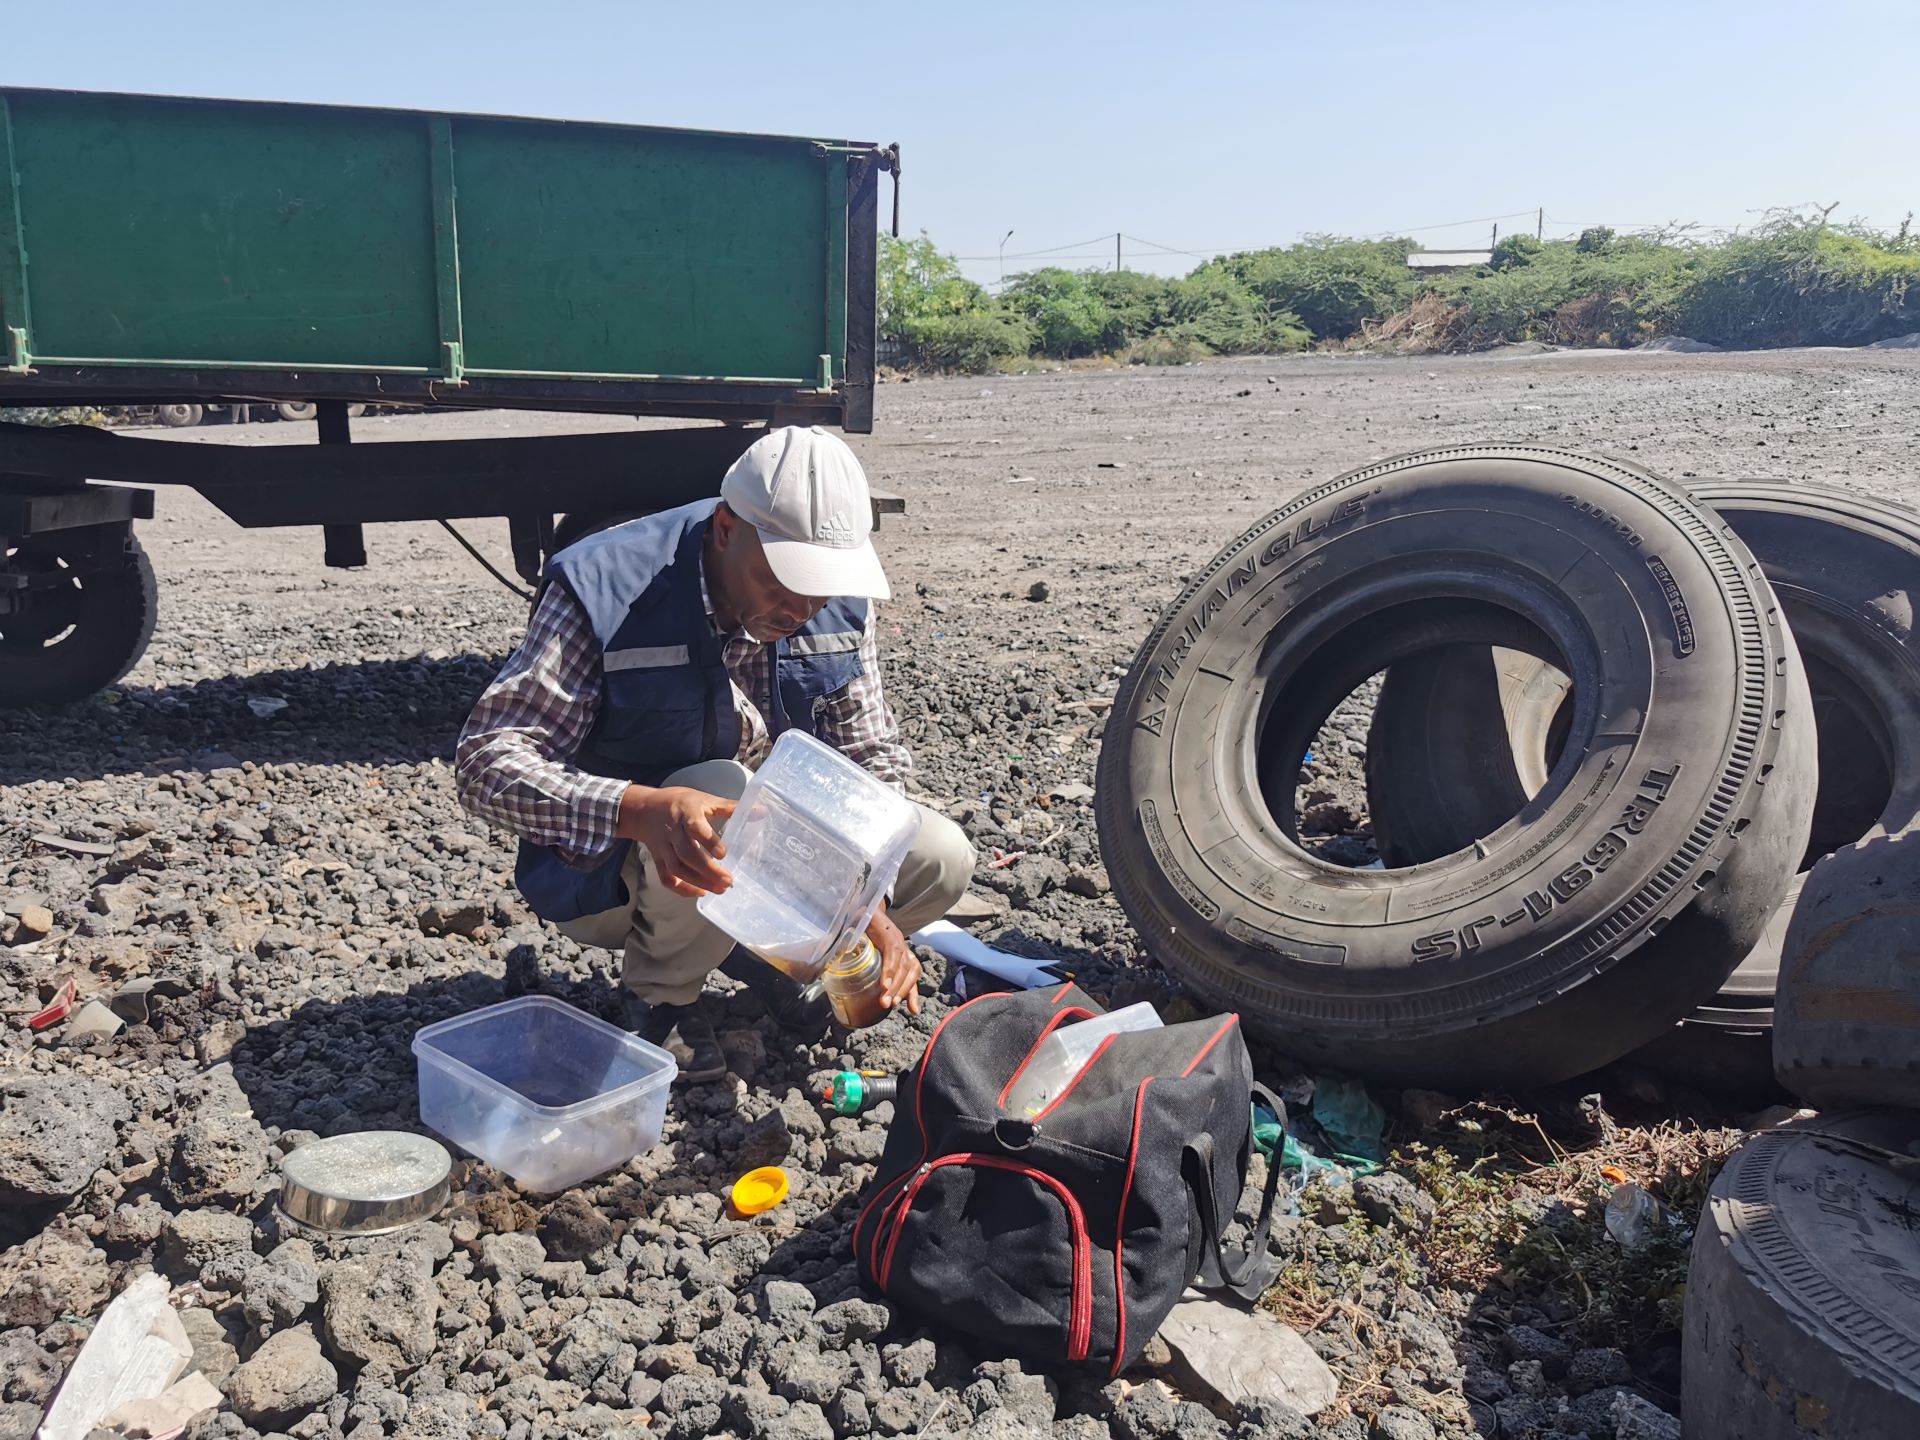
2;348;1916;1440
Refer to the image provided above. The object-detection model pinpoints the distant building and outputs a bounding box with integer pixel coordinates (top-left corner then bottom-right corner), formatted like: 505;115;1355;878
1407;249;1492;274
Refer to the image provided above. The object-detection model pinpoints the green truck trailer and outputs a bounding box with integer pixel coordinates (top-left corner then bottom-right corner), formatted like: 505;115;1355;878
0;87;897;706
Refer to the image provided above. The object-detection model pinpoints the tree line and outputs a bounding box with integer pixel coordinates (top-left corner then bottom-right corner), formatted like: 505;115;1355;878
881;210;1920;372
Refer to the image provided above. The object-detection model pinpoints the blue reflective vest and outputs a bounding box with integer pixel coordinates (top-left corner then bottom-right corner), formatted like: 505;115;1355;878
514;499;869;922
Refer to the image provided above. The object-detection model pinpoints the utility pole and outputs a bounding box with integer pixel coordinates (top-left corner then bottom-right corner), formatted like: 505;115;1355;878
1537;207;1544;241
998;229;1015;287
1491;222;1499;250
1115;233;1122;272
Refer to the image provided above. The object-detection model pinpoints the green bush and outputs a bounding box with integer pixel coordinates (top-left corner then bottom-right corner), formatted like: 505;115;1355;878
879;232;985;342
1165;271;1308;353
1491;234;1543;271
910;307;1037;374
1199;237;1417;339
1667;224;1920;347
1125;333;1210;365
1000;268;1115;357
1084;270;1177;351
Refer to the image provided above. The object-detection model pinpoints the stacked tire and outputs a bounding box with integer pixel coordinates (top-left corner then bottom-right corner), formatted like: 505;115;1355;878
1362;479;1920;1091
1097;446;1818;1088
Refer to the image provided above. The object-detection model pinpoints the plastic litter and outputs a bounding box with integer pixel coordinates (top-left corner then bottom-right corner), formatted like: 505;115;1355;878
1253;1101;1349;1186
1310;1077;1389;1168
1002;1003;1163;1118
245;696;288;718
910;919;1070;994
98;1370;223;1439
27;977;80;1030
37;1272;198;1440
67;999;125;1040
1603;1182;1676;1250
731;1165;791;1216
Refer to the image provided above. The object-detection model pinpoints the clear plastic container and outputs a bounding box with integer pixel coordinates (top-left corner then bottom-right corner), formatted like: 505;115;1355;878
412;996;674;1193
698;730;921;981
1003;1002;1164;1118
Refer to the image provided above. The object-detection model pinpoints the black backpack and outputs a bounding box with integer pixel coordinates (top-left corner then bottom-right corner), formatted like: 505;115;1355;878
851;983;1284;1375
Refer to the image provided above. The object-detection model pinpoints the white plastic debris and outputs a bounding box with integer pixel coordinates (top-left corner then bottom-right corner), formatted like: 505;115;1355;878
910;920;1067;993
97;1370;222;1438
245;696;288;718
37;1273;193;1440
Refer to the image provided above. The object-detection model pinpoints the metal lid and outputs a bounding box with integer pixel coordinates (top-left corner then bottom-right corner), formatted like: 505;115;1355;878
277;1130;452;1236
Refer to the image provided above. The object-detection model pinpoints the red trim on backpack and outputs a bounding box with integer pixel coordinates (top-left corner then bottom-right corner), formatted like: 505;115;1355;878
1111;1075;1155;1376
995;1006;1097;1109
1182;1014;1240;1076
1030;1033;1118;1121
853;989;1005;1270
877;1152;1095;1362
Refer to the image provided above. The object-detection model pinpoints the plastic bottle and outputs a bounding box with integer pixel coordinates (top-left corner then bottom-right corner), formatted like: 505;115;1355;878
821;938;889;1029
1603;1182;1670;1250
1002;1002;1164;1118
822;1070;899;1116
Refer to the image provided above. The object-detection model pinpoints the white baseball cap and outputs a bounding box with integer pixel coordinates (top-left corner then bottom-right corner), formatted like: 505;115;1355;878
719;426;891;601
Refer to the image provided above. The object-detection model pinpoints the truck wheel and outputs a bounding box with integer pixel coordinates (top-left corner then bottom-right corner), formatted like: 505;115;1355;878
276;402;318;423
0;533;159;708
1095;447;1816;1088
1367;479;1920;1086
1682;1113;1920;1439
156;403;204;428
1776;832;1920;1107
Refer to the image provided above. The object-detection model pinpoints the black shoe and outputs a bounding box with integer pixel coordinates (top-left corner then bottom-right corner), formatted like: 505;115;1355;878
719;948;835;1039
623;994;728;1083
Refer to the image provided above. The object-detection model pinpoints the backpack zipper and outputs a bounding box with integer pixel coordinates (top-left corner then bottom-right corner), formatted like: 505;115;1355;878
877;1152;1093;1362
852;988;1013;1270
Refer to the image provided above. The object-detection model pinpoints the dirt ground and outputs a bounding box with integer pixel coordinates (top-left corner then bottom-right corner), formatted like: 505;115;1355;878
2;347;1916;1440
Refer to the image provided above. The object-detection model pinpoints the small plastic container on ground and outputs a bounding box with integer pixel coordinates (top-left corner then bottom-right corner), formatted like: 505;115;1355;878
698;730;921;981
1003;1002;1164;1118
412;996;674;1193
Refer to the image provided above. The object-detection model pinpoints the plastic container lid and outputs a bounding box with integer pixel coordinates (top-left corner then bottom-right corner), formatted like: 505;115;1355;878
731;1166;791;1215
278;1130;452;1236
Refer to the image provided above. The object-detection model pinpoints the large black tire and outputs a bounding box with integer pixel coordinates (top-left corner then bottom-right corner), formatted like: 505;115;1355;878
1096;446;1817;1088
1776;831;1920;1107
1369;479;1920;1087
0;533;158;708
1682;1112;1920;1439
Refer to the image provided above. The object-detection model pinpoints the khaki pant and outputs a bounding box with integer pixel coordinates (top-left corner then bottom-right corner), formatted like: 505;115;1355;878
555;759;977;1006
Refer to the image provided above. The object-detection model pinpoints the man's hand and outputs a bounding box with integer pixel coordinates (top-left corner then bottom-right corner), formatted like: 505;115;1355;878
867;903;921;1015
618;785;737;898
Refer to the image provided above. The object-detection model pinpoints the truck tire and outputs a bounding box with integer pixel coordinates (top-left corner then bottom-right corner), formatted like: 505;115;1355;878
276;402;318;423
1775;832;1920;1107
156;403;203;428
0;533;158;708
1095;446;1816;1087
1368;479;1920;1085
1682;1112;1920;1440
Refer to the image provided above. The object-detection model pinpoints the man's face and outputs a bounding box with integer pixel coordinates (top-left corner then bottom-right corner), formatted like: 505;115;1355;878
711;505;828;642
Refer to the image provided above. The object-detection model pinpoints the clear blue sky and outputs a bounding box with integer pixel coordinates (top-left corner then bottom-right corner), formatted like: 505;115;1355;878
8;1;1911;285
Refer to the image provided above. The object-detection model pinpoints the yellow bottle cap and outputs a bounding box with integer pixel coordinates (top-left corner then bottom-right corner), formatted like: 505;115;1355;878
730;1165;791;1216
